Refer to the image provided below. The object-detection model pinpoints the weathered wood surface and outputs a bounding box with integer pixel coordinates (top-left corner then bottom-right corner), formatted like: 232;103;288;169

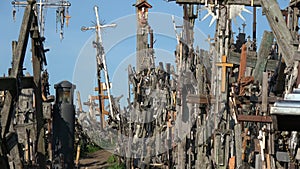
186;94;211;104
261;72;268;113
238;44;247;82
0;2;35;169
234;124;242;168
31;13;46;168
261;0;297;67
253;31;274;83
228;51;278;71
1;1;33;138
237;115;273;123
216;55;233;92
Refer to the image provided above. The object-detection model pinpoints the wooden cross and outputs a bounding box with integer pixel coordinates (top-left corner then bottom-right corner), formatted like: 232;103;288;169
94;83;110;128
65;14;71;27
216;55;233;92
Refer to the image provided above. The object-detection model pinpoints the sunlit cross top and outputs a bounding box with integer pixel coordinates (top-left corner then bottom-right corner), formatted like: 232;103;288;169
216;55;233;93
81;6;116;44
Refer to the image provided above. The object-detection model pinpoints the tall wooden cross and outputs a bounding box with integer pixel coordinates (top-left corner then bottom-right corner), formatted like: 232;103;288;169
81;6;117;126
216;55;233;92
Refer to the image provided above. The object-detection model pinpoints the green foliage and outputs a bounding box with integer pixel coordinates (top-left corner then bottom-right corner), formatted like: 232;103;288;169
107;155;125;169
86;144;101;153
107;155;117;164
80;142;101;157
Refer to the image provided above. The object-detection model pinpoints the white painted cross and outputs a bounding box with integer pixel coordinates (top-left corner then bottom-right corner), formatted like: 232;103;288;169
81;6;117;119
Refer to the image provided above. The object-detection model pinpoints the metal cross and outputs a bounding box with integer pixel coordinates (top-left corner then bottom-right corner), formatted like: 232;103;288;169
81;6;116;119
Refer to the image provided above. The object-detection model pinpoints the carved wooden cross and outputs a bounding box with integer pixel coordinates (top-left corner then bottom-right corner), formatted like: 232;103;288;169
216;55;233;92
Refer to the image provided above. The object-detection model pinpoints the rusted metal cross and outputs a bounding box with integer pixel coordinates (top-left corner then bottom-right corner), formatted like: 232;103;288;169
216;55;233;92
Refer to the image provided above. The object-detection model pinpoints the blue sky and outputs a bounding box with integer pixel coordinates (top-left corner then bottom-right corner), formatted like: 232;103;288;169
0;0;289;109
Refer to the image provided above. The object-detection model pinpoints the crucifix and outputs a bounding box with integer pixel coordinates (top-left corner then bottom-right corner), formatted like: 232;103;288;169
81;6;117;130
216;55;233;92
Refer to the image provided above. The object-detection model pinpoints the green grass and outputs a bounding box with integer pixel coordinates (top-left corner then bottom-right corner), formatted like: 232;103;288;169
80;142;102;157
107;155;117;163
107;155;125;169
86;144;101;153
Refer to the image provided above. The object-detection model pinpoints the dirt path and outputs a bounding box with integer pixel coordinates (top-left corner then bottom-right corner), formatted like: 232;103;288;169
79;150;112;169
